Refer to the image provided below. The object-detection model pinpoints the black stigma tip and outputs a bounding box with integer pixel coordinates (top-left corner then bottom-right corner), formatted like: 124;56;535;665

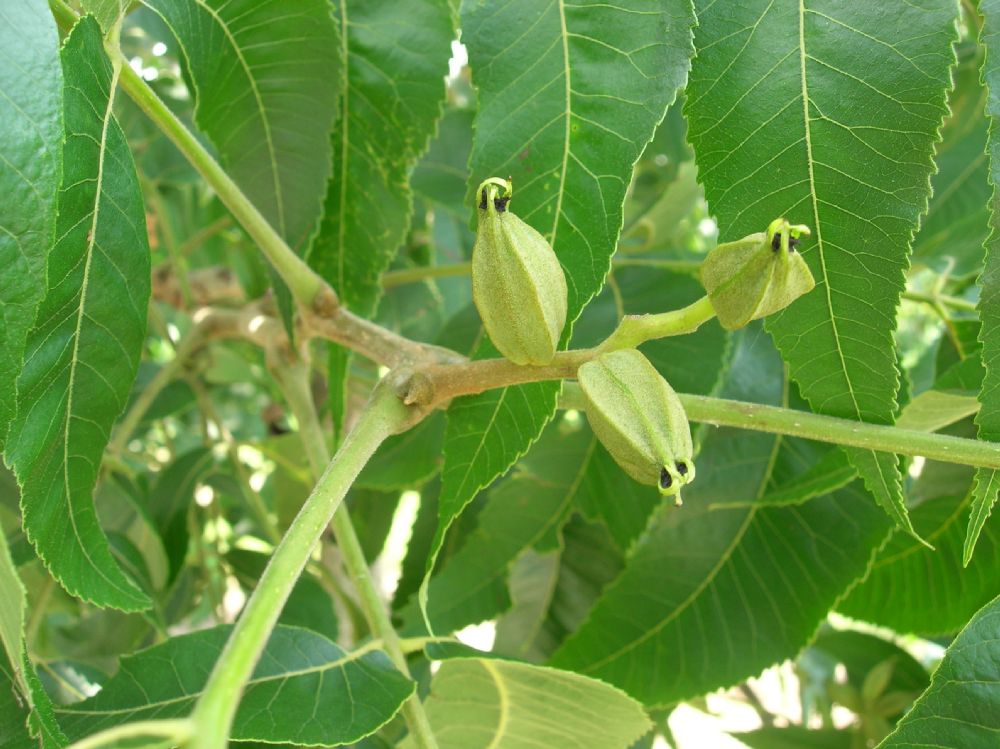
788;237;800;253
659;467;673;489
479;189;488;210
676;461;688;476
494;195;511;213
771;233;782;252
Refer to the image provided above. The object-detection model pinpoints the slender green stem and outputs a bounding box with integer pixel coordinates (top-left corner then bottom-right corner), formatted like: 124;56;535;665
382;261;472;288
902;289;978;313
145;179;194;307
560;382;1000;471
678;393;1000;470
189;381;411;749
64;719;193;749
597;295;717;351
116;61;329;308
179;215;233;256
280;362;439;749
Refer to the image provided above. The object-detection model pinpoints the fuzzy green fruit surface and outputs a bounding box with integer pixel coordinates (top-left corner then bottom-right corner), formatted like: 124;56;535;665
578;349;694;504
472;181;568;365
699;218;815;331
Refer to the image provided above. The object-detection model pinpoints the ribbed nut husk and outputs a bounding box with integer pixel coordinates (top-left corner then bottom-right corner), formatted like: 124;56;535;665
699;219;815;331
472;184;568;365
578;349;694;504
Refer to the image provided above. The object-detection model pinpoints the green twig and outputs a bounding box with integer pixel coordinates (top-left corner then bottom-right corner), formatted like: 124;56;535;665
902;289;978;313
144;178;194;307
189;379;413;749
179;215;233;256
559;382;1000;471
279;360;439;749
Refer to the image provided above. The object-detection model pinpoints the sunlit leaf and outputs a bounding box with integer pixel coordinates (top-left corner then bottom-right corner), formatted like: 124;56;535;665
404;658;651;749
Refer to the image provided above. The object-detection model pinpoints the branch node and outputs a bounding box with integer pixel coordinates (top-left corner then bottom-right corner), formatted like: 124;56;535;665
312;284;340;319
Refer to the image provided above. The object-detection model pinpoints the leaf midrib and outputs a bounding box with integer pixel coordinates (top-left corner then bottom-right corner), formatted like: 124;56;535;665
55;639;389;718
797;0;862;422
62;57;137;601
550;0;571;246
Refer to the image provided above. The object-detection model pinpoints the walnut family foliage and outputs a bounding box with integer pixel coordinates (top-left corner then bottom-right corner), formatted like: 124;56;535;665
4;0;1000;747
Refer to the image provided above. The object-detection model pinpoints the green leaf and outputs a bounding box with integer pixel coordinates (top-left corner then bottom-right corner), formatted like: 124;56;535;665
0;534;63;749
56;626;413;746
839;489;1000;636
550;329;891;705
464;0;695;322
412;108;475;215
746;448;855;508
429;0;699;620
148;447;214;584
912;31;989;278
810;629;930;696
404;658;651;749
80;0;128;33
309;0;455;315
428;379;560;603
896;390;980;432
144;0;342;252
573;438;661;551
6;17;151;611
409;418;590;635
493;549;562;662
0;0;62;449
685;0;959;539
0;651;67;749
733;727;852;749
228;550;338;642
968;0;1000;566
878;593;1000;748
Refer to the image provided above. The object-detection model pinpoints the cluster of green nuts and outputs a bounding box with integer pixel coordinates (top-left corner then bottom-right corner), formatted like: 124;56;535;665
471;177;816;505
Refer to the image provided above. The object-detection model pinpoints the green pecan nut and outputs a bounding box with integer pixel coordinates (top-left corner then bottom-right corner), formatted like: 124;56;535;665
472;178;568;365
578;349;694;505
